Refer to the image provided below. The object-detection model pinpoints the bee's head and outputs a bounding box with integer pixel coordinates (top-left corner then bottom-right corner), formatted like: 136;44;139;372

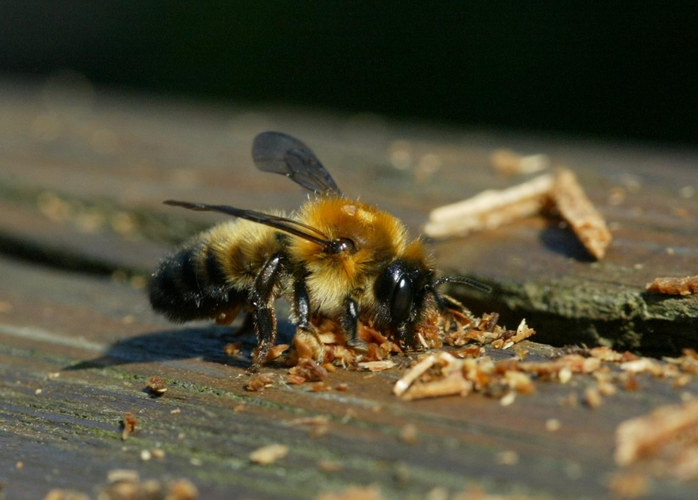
374;259;491;348
374;259;433;347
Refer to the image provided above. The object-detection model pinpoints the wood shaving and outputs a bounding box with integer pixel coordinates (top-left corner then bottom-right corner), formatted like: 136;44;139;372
495;449;520;465
401;370;473;401
424;173;554;239
399;423;419;444
287;374;307;385
266;343;290;361
285;416;330;428
44;490;90;500
615;398;698;468
668;349;698;375
393;355;438;397
545;418;561;432
223;342;242;356
288;358;328;384
317;459;343;473
244;373;274;392
120;412;138;441
357;360;397;372
583;387;603;409
98;470;198;500
312;381;330;392
249;443;289;465
316;485;384;500
106;470;140;484
588;346;624;362
499;391;516;406
392;341;698;403
646;275;698;296
166;480;199;500
425;166;612;260
607;472;649;498
490;149;550;176
620;357;664;376
286;306;534;384
146;376;167;396
550;168;612;259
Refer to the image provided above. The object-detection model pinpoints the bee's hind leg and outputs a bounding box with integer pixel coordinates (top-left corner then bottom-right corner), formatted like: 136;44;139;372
249;253;285;371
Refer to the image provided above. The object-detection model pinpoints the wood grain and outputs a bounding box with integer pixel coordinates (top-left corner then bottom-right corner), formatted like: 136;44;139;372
1;80;697;498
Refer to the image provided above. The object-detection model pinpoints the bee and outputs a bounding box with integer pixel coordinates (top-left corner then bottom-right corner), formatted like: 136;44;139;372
148;131;488;370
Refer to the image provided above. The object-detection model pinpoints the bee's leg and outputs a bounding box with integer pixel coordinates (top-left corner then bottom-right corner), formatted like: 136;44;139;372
440;294;477;323
292;278;324;362
431;289;477;331
341;297;367;350
249;253;285;370
293;277;312;331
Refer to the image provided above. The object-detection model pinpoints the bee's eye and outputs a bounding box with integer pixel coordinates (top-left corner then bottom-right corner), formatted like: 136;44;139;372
375;259;422;328
390;275;413;324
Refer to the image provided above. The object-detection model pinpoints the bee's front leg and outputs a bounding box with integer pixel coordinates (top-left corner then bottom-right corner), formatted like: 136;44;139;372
436;294;477;331
249;253;285;371
341;297;367;351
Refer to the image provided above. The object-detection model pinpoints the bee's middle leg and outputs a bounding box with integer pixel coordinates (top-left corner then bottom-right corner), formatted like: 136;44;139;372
249;253;285;370
292;277;324;362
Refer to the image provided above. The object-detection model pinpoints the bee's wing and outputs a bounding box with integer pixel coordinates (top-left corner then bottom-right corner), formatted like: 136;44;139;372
164;200;332;248
252;131;342;196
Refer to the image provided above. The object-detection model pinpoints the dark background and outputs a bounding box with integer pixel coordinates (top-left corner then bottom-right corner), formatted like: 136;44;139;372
2;2;696;145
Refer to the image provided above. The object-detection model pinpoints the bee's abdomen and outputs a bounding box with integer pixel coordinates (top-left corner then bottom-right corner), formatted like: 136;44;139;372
148;242;245;322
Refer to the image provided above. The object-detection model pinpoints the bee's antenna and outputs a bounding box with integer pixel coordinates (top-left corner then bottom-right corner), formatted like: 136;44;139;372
432;276;492;294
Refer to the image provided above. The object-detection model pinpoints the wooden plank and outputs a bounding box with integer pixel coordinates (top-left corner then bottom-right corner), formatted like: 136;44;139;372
0;81;696;355
1;79;698;497
1;254;697;499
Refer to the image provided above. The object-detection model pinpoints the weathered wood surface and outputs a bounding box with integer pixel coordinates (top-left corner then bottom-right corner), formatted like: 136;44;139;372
1;80;698;498
2;255;697;499
1;81;696;353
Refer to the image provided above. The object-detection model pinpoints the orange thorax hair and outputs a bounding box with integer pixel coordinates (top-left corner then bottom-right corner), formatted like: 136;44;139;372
289;196;429;315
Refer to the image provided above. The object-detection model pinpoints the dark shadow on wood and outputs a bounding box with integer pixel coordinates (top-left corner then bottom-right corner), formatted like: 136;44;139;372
63;320;297;372
538;221;595;262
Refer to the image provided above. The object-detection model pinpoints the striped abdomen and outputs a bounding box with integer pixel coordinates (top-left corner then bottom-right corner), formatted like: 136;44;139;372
148;239;245;322
148;219;282;322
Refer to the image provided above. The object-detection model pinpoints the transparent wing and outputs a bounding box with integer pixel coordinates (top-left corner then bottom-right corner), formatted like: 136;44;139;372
252;131;341;195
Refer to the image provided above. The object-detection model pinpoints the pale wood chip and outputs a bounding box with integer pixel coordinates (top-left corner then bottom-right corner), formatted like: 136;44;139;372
316;485;384;500
245;373;274;392
120;412;138;441
607;472;649;498
357;360;397;372
509;318;536;344
401;371;473;401
490;149;550;176
399;423;419;444
393;355;437;396
615;398;698;466
550;168;612;259
249;444;289;465
146;376;167;395
424;173;554;238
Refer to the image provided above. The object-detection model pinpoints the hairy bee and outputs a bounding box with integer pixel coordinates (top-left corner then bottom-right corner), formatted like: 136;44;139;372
149;131;488;370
